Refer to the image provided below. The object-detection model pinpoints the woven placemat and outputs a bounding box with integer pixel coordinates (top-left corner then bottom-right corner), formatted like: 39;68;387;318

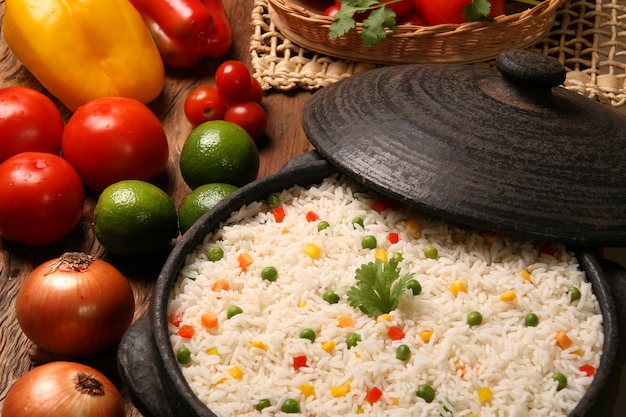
250;0;626;107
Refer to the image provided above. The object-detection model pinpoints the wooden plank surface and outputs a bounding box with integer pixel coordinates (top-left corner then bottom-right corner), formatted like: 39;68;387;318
0;1;312;415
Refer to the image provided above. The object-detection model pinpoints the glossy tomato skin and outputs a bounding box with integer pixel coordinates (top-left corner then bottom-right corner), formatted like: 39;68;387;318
61;97;169;191
184;86;228;127
0;152;85;246
415;0;505;25
383;0;415;19
215;60;253;102
224;101;268;141
0;86;64;163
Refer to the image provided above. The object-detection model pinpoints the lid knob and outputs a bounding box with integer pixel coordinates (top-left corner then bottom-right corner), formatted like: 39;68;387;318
496;49;566;88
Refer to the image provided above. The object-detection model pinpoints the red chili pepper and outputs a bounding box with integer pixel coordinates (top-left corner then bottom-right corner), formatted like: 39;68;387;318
388;326;405;340
365;386;383;403
388;232;399;244
272;207;285;222
169;312;184;327
129;0;233;68
579;364;596;376
305;211;319;222
293;355;308;370
178;324;195;338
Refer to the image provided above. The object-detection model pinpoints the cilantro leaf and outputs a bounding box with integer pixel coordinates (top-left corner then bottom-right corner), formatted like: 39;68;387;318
463;0;494;22
361;4;396;47
347;258;415;318
329;0;397;46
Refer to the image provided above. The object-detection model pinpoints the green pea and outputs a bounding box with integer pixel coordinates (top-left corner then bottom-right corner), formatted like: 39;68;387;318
261;266;278;282
255;398;271;411
176;347;191;364
323;290;340;304
361;235;377;249
352;217;364;228
317;220;330;232
226;305;243;319
416;383;435;403
407;279;422;295
346;332;361;348
552;373;567;391
299;328;316;342
206;246;224;262
392;252;403;263
281;398;300;413
467;311;483;326
396;344;411;361
568;286;581;302
424;245;438;259
525;312;539;327
265;193;281;208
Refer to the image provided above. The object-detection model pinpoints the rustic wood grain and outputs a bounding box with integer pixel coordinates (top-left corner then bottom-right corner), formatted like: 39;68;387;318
0;0;312;415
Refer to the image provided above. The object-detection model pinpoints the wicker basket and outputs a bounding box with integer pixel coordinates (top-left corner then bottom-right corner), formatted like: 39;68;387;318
267;0;566;64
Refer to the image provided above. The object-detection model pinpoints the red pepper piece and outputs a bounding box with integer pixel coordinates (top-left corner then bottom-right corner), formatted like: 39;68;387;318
272;207;285;222
388;232;399;244
388;326;405;340
169;311;184;327
129;0;233;68
178;324;195;338
365;386;383;403
305;211;319;222
293;355;308;370
579;364;596;376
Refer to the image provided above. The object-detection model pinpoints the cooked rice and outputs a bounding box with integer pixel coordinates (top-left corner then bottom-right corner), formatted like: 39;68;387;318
169;175;603;417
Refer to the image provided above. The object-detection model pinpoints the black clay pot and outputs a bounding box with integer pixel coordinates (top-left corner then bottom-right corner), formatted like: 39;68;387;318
118;51;626;417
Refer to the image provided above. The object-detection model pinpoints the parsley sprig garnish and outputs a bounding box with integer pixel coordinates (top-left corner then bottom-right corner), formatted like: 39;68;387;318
329;0;495;47
347;257;415;318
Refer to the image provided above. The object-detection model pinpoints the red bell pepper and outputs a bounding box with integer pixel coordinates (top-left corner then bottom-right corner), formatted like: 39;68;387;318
129;0;233;68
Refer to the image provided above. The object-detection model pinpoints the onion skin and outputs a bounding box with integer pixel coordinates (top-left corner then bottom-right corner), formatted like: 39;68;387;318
2;361;125;417
16;252;135;357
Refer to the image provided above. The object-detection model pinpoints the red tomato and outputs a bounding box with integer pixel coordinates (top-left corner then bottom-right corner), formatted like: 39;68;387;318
248;76;264;104
397;13;428;26
0;152;85;246
383;0;414;19
61;97;169;191
0;87;64;163
224;101;268;141
323;3;341;17
184;86;228;127
415;0;505;25
215;60;253;102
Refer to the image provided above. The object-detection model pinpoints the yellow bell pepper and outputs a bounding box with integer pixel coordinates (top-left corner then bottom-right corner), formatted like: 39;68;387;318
2;0;165;111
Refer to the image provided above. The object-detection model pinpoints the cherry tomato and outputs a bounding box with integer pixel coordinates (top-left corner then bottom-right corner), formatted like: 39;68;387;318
224;101;268;141
248;76;264;104
415;0;505;25
383;0;415;19
215;60;253;102
184;86;228;127
397;13;428;25
0;152;85;246
61;97;169;192
0;86;64;163
323;3;341;17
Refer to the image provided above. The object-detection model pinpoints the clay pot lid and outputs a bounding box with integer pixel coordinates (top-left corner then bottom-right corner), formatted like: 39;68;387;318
301;49;626;246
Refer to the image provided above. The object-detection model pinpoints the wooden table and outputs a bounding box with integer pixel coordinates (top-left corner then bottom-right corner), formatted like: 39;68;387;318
0;1;625;416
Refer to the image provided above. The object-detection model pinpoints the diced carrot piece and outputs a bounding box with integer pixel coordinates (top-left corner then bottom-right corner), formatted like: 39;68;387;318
211;280;230;292
238;252;253;271
338;315;355;328
388;232;399;244
305;211;319;222
365;386;383;403
555;330;573;349
177;324;195;338
387;326;405;340
201;312;219;328
272;206;285;222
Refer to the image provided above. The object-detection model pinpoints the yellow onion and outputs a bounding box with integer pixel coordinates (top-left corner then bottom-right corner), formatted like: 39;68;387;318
2;361;125;417
15;252;135;357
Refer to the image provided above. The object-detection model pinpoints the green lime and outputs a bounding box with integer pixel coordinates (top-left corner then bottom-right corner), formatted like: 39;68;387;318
94;180;179;257
179;120;259;189
178;183;239;234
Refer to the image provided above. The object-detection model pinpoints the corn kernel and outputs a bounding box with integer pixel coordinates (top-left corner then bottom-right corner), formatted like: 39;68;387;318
500;291;516;302
477;386;492;403
468;414;480;417
419;331;433;343
214;377;227;385
377;313;391;322
322;340;335;352
357;406;365;414
483;232;499;244
390;397;399;406
519;269;532;283
574;348;583;356
304;243;321;259
405;219;420;236
206;347;220;356
250;341;267;351
375;248;388;262
300;384;315;397
229;366;243;379
298;301;307;308
449;280;466;297
331;383;351;397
